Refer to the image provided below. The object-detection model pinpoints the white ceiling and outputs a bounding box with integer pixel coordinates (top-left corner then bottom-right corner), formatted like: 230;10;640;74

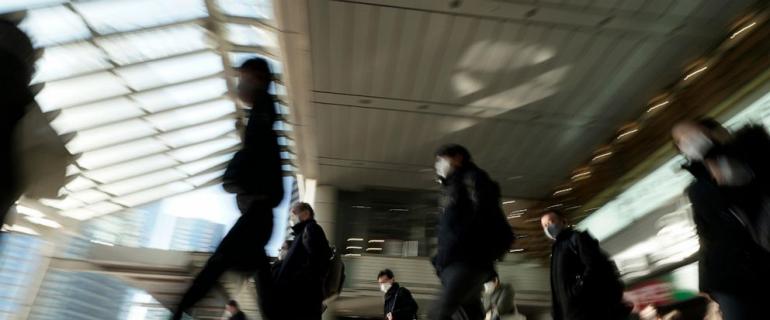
295;0;757;198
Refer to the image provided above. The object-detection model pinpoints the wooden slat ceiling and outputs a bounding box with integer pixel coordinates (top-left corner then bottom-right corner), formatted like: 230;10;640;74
304;0;758;199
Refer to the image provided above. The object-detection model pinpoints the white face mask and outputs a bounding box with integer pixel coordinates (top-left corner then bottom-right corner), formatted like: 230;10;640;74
679;131;713;161
435;158;452;178
380;283;392;293
483;282;495;294
290;214;300;226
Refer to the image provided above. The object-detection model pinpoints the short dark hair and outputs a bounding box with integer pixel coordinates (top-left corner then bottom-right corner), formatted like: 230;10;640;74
487;270;499;282
541;209;565;220
227;300;239;308
238;57;272;78
436;144;472;163
377;269;394;280
292;202;315;218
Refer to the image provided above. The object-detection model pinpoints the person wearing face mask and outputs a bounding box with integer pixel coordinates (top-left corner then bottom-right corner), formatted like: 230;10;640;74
672;119;770;320
173;58;284;320
274;202;332;320
481;272;518;320
430;144;514;320
541;210;629;320
377;269;419;320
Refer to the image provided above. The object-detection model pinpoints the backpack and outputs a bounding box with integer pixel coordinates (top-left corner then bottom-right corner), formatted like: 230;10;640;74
465;176;514;261
322;246;345;301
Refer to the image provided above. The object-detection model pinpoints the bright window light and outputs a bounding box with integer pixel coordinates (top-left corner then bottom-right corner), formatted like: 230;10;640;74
15;205;46;218
40;197;85;210
83;154;178;183
185;170;225;186
65;119;158;153
65;176;98;192
67;189;110;204
36;72;131;112
72;0;208;35
18;6;90;48
96;24;212;66
144;98;236;131
224;23;277;48
177;153;234;175
99;169;187;196
115;51;224;91
32;42;111;84
132;77;228;113
157;119;235;148
216;0;273;20
25;216;62;229
112;182;194;207
50;97;146;134
77;138;169;170
0;0;67;14
168;137;240;162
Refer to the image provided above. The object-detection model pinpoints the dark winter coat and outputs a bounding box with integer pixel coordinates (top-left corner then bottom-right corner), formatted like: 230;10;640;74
434;163;504;272
685;161;770;294
383;282;418;320
274;219;331;303
223;93;284;208
549;229;627;320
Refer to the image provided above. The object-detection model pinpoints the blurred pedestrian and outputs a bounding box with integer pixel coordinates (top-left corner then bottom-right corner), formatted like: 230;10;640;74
481;271;520;320
378;269;418;320
672;119;770;320
429;144;514;320
0;19;34;228
173;58;284;320
225;300;247;320
273;202;332;320
541;210;629;320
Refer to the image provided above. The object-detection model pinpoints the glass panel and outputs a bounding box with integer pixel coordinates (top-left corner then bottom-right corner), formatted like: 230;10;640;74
168;137;240;162
50;97;145;134
99;169;187;196
0;0;67;14
132;77;227;113
67;189;110;204
115;51;223;91
65;119;158;153
32;42;111;84
144;98;236;131
275;103;290;115
156;119;235;148
112;182;193;207
96;24;212;66
40;197;85;211
36;72;131;112
65;176;97;192
18;6;91;48
87;202;124;216
177;153;234;175
185;170;225;186
77;138;169;170
72;0;208;35
83;154;178;184
59;208;95;220
229;52;282;74
216;0;273;19
224;23;277;48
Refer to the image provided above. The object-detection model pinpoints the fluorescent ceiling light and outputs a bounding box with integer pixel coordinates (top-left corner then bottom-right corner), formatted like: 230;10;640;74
366;248;383;252
346;238;364;242
25;216;62;229
368;240;385;243
15;205;46;218
346;246;363;250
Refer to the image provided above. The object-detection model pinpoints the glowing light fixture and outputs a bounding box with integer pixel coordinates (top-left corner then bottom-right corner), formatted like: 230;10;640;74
684;66;708;81
730;22;756;39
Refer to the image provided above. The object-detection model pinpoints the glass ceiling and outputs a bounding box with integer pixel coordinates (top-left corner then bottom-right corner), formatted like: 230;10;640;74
3;0;294;221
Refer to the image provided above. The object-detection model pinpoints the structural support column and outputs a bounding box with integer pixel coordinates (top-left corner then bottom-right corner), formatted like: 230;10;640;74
313;185;337;247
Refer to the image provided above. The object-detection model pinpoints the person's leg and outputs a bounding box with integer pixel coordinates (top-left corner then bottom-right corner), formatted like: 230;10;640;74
429;263;491;320
173;212;263;320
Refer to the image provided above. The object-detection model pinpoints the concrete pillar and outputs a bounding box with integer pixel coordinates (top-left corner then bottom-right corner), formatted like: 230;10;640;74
313;185;337;247
313;185;338;320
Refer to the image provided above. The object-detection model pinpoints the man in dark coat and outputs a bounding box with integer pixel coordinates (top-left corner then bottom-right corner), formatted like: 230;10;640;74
378;269;418;320
172;58;284;320
274;202;331;320
541;210;628;320
429;144;502;320
672;119;770;319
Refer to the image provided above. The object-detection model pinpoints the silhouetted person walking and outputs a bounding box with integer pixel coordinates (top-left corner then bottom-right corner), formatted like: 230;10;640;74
0;19;34;229
226;300;247;320
172;58;284;320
